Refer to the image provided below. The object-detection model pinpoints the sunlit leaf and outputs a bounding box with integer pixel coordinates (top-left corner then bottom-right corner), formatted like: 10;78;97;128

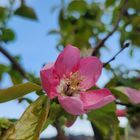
68;0;87;14
0;95;49;140
0;118;13;136
0;82;41;103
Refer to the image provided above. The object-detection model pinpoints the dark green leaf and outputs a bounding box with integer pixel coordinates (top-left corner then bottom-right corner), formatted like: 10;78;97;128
132;16;140;25
1;29;15;42
48;30;60;35
0;7;6;21
105;0;115;7
15;6;37;20
127;0;140;11
88;103;119;139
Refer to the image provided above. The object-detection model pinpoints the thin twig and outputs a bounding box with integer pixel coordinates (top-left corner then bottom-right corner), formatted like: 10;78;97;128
0;46;27;79
115;101;133;107
92;0;128;56
103;42;130;67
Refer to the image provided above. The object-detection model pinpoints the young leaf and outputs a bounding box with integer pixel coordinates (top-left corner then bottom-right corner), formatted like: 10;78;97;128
0;95;49;140
67;0;87;14
1;28;15;42
0;118;13;136
0;64;9;80
0;82;41;103
8;70;23;85
15;6;37;20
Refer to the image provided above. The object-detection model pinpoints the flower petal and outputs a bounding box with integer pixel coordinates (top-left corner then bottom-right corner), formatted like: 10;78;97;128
78;56;102;90
58;95;85;115
55;45;80;78
40;63;59;99
116;109;127;117
80;89;115;110
124;87;140;104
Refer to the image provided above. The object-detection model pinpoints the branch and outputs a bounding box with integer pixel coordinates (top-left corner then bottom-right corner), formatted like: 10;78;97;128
92;0;128;56
0;46;27;79
103;42;130;67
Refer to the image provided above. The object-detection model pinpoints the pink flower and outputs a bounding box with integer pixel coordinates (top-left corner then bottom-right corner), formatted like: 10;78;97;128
124;87;140;104
40;45;115;115
116;109;127;117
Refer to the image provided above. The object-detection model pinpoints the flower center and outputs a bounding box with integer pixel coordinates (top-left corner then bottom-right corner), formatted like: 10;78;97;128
57;72;84;96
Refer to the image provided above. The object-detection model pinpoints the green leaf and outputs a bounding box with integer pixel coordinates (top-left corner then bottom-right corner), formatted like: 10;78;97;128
129;48;134;57
0;82;41;103
1;28;15;42
43;102;77;131
8;70;23;84
42;102;62;130
127;0;140;11
68;0;87;14
0;95;50;140
105;0;115;7
15;6;37;20
0;64;9;80
48;30;60;35
132;16;140;25
0;7;6;21
106;77;140;89
0;118;13;136
88;103;119;139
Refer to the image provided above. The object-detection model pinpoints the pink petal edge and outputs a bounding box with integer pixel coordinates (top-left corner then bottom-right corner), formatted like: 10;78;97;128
40;63;59;99
124;87;140;104
80;88;115;110
55;45;80;78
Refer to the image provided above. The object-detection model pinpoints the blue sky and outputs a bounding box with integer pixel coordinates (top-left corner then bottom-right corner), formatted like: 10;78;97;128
0;0;140;138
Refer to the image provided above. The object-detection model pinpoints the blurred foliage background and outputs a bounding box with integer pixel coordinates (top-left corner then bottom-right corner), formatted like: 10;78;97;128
0;0;140;140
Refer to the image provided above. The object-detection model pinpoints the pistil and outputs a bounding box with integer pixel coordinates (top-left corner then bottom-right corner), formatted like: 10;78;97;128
57;72;83;96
